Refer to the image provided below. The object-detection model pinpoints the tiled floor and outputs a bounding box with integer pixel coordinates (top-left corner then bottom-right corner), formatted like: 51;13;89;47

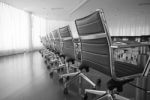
0;52;80;100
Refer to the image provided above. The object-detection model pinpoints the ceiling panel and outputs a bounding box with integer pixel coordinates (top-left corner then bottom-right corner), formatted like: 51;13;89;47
0;0;150;21
0;0;84;20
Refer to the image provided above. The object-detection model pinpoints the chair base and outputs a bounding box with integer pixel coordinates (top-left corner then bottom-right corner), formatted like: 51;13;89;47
83;78;134;100
84;89;130;100
49;64;66;78
62;71;96;94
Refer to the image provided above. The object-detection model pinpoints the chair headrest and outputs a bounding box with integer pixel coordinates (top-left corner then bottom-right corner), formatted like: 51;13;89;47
59;26;71;38
75;11;105;36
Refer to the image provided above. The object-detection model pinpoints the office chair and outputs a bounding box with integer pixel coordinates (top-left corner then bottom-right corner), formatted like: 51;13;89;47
40;35;52;59
39;34;54;69
45;34;54;56
74;9;150;100
49;29;66;77
39;36;45;51
45;32;59;69
58;26;81;91
58;25;97;94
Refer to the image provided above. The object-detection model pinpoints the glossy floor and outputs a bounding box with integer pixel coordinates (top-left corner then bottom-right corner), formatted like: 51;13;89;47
0;52;80;100
0;51;149;100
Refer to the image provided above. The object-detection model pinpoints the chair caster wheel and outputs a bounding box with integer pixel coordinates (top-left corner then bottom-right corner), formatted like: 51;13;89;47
66;76;70;81
59;77;63;83
57;69;60;73
96;78;101;88
44;60;47;64
61;68;64;72
74;68;77;72
85;67;89;72
47;66;50;69
92;86;96;90
51;63;54;67
82;93;88;100
63;88;68;94
49;72;53;78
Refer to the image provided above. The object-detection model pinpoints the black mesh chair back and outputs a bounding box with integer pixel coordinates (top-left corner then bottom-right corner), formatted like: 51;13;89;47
49;32;55;50
59;26;75;60
45;34;50;49
75;10;112;76
75;10;149;80
52;29;62;53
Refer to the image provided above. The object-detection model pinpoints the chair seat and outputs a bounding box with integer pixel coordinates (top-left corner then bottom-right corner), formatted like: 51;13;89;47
114;61;143;78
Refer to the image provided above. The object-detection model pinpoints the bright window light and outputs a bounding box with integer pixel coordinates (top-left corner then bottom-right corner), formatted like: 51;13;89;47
0;2;30;51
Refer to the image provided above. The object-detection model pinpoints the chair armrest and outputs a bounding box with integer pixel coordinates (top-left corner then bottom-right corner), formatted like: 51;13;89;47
111;42;150;49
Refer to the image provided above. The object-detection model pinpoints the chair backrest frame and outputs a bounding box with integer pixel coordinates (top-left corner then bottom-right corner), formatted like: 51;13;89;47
75;9;114;77
59;25;78;60
99;9;115;79
52;29;62;53
49;32;55;50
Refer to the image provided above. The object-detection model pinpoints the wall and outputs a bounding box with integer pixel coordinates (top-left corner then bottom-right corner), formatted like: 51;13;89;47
70;0;150;36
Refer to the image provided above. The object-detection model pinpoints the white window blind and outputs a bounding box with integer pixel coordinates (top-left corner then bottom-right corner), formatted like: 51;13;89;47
32;15;47;48
0;2;30;51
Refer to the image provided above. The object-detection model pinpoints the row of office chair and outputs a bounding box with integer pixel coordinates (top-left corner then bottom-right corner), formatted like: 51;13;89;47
40;25;79;83
40;9;150;100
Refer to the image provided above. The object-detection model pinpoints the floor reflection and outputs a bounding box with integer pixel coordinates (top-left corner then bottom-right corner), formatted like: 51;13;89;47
0;52;80;100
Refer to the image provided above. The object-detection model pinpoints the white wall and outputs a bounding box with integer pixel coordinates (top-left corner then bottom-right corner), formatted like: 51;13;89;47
0;2;30;56
70;0;150;36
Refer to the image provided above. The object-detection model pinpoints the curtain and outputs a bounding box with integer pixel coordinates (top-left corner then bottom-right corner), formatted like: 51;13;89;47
0;2;30;51
0;1;73;53
31;15;47;48
108;12;150;36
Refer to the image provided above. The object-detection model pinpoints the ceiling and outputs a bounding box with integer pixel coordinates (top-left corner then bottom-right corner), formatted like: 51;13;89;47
0;0;150;21
0;0;88;20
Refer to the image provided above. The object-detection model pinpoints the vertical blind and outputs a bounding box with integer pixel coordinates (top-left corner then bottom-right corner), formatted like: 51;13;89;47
32;15;47;48
0;2;30;51
108;13;150;36
0;2;71;51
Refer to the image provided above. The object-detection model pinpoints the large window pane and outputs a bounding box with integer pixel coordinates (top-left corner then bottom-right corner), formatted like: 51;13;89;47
0;2;30;51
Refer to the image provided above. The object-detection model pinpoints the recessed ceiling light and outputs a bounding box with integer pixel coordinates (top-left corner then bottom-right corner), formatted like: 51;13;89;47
51;8;64;10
